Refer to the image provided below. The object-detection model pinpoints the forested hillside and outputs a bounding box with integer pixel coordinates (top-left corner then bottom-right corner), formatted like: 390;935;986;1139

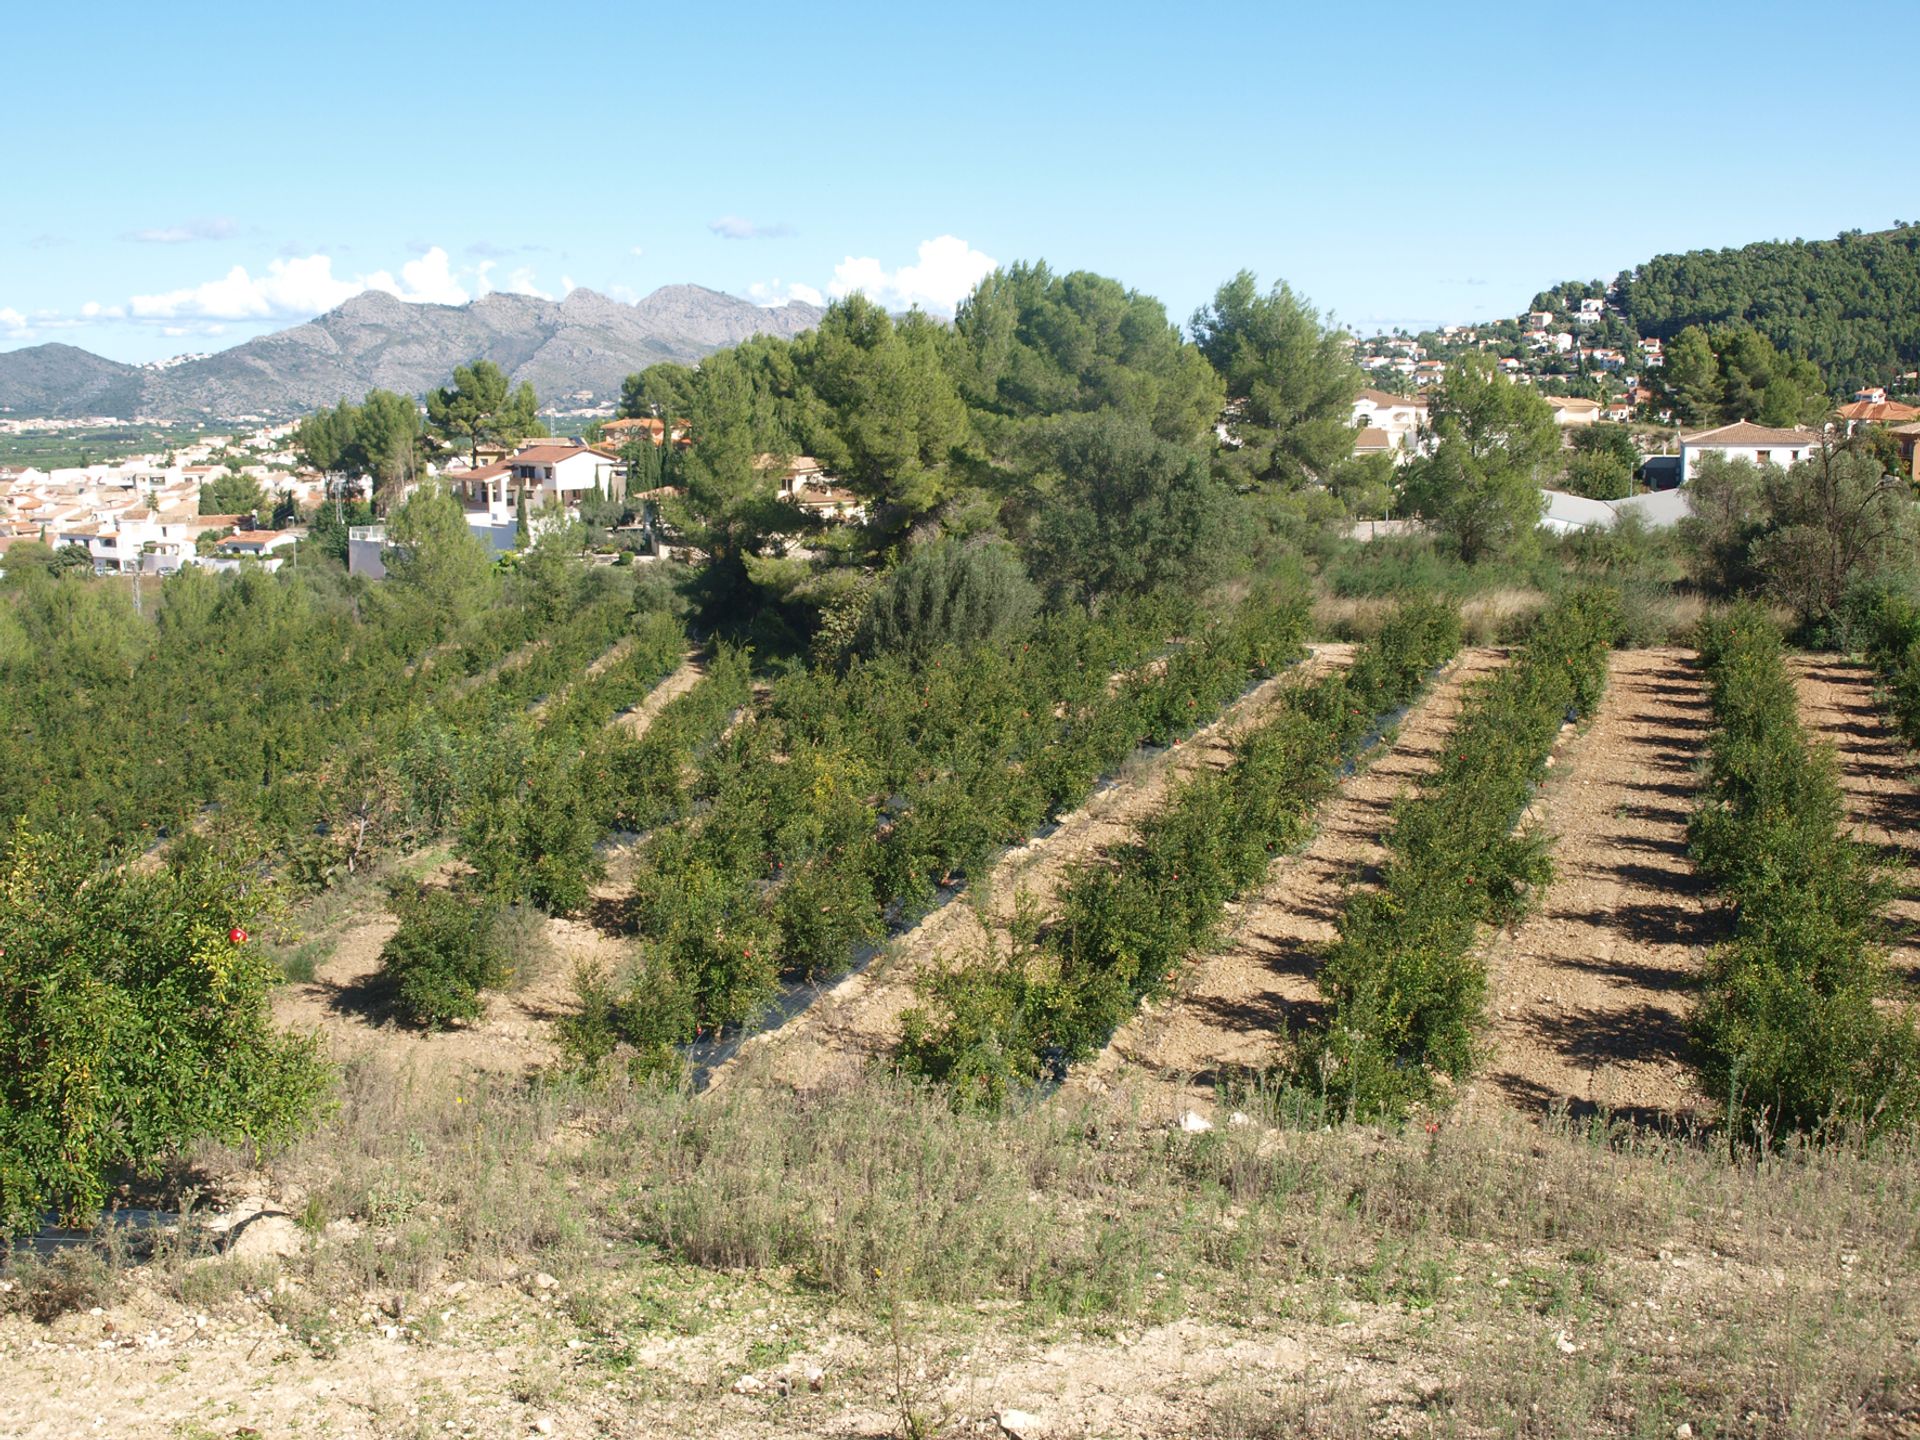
1613;224;1920;394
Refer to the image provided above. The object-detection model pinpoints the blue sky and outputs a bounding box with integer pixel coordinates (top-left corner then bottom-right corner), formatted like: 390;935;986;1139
1;0;1897;364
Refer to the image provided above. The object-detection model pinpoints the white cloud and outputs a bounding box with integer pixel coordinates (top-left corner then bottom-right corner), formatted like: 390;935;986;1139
748;278;825;308
0;307;27;333
827;235;995;314
710;216;794;241
504;266;553;300
125;216;238;244
629;245;645;258
128;246;471;321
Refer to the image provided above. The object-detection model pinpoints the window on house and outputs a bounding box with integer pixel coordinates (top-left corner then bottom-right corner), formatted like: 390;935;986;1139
1755;451;1770;465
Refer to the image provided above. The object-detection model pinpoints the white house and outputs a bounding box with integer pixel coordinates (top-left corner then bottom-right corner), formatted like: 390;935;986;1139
1545;396;1602;428
1574;297;1605;326
506;442;624;511
1350;388;1428;461
1679;421;1818;482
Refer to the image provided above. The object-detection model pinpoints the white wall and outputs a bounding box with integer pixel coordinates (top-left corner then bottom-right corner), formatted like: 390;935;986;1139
1680;441;1811;482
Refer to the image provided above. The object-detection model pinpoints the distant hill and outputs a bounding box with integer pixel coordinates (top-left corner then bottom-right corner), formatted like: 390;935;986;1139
0;285;826;421
0;343;146;419
1610;226;1920;395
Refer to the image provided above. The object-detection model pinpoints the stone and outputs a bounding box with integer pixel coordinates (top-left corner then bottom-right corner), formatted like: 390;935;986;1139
804;1365;826;1392
533;1272;559;1291
732;1374;764;1395
532;1419;555;1436
1176;1111;1213;1133
226;1215;304;1261
998;1409;1047;1438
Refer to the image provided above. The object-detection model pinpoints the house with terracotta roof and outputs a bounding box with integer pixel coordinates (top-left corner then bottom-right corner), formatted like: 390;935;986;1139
1350;389;1428;462
1834;398;1920;433
507;442;624;512
1679;421;1819;482
601;417;690;448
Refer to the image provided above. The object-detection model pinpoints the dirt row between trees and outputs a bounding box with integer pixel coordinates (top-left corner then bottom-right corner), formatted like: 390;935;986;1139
1470;648;1715;1125
1790;655;1920;999
714;644;1362;1093
270;657;716;1078
1078;647;1506;1107
614;650;707;733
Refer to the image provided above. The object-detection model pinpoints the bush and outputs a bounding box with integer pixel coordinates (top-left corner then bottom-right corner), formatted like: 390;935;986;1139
1302;588;1619;1120
898;597;1465;1105
1689;604;1920;1141
0;822;330;1236
379;888;517;1028
858;537;1039;668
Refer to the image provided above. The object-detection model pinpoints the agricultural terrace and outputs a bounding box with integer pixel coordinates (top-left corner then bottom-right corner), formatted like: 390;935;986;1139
7;286;1920;1436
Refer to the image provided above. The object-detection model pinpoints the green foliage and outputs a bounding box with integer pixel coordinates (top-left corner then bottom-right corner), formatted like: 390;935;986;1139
858;537;1039;668
1614;226;1920;396
1688;605;1920;1141
0;822;329;1235
378;887;516;1028
1029;410;1243;605
1191;271;1362;489
426;360;543;468
606;591;1310;1036
1679;446;1915;637
1865;593;1920;750
380;481;496;638
1656;325;1828;428
294;389;427;506
1564;448;1633;500
897;598;1464;1105
792;297;968;540
618;362;697;422
1303;590;1620;1119
1402;354;1556;563
952;261;1225;449
197;469;266;517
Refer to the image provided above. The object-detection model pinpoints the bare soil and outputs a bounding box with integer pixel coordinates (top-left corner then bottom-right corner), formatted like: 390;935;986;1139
1080;647;1506;1108
1791;654;1920;997
1472;648;1715;1125
716;646;1359;1093
614;651;706;734
268;659;714;1080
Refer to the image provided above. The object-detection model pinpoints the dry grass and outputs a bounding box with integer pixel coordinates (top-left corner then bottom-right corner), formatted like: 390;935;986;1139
1318;587;1547;645
10;1059;1920;1436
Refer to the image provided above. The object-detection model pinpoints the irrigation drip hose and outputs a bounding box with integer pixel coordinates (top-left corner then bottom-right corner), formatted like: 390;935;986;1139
683;649;1314;1090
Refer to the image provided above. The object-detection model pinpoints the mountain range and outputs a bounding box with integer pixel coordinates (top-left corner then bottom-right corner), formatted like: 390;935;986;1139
0;285;826;422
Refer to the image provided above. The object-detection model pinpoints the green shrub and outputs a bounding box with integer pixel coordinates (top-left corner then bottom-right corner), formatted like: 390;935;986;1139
379;888;515;1028
898;596;1465;1104
1689;604;1920;1141
1303;588;1619;1120
859;537;1040;668
0;822;330;1236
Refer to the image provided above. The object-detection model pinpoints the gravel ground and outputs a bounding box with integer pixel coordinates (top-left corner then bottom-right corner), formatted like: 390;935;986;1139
1472;647;1715;1125
1081;647;1507;1107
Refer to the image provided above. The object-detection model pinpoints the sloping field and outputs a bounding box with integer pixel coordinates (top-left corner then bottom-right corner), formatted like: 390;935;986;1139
716;645;1360;1092
1081;647;1505;1100
1474;648;1715;1124
269;658;713;1078
1791;654;1920;996
613;651;707;734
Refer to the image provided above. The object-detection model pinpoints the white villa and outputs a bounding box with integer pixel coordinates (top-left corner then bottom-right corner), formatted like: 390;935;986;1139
1678;421;1818;482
